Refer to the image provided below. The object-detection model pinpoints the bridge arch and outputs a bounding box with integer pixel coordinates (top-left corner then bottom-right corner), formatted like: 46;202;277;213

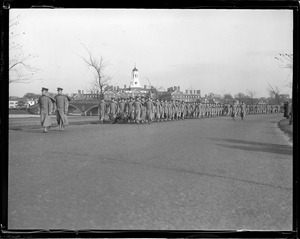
68;104;83;114
85;104;99;116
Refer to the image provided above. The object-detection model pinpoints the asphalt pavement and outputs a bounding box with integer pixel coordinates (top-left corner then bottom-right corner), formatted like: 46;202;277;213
8;114;292;230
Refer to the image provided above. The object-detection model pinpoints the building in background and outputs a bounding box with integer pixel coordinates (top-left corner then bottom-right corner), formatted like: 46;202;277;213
71;66;202;102
9;96;38;109
159;86;201;102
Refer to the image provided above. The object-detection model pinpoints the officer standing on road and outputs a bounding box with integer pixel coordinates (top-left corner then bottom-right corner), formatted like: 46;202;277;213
38;87;55;133
54;87;70;131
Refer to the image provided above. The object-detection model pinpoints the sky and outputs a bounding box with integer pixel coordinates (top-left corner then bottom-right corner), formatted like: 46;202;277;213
9;9;293;98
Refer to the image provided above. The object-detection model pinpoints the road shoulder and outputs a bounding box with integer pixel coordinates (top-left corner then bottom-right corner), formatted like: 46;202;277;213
278;118;293;144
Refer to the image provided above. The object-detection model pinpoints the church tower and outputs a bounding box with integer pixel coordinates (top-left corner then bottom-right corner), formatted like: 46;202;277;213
130;65;141;88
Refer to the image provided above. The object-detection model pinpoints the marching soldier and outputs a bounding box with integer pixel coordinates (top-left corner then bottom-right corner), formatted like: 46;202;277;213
98;98;106;124
126;97;135;123
163;100;168;121
145;97;154;124
159;99;164;121
167;100;172;120
55;87;70;130
133;96;142;124
240;101;246;120
154;99;161;122
231;100;237;120
118;98;126;123
140;97;146;123
108;97;118;124
38;87;55;133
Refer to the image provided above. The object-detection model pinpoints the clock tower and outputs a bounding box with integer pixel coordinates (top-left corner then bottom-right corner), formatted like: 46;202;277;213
130;65;141;89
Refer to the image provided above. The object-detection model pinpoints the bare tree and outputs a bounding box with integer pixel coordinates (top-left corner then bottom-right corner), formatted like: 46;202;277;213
275;53;293;89
9;15;40;84
234;92;246;103
246;89;256;104
145;77;163;99
267;82;281;104
79;44;111;100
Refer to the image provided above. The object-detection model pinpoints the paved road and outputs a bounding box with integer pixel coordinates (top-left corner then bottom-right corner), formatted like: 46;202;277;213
9;115;99;129
8;114;292;230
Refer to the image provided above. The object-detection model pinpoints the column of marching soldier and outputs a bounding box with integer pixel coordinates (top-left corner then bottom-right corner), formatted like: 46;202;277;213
98;96;282;124
37;87;283;132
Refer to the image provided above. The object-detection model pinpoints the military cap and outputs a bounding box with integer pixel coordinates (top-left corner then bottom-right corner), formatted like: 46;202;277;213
57;87;63;91
41;87;48;91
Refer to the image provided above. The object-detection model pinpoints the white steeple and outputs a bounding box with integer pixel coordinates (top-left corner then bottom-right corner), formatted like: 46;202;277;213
130;64;141;88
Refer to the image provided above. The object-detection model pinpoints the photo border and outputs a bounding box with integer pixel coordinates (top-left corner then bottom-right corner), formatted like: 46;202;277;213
1;0;299;238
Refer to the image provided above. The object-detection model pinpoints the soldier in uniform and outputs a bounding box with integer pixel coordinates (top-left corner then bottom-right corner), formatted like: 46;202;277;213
126;97;135;123
240;101;246;120
166;100;171;120
181;101;186;119
145;97;154;124
231;100;237;120
55;87;70;130
117;98;126;123
98;98;106;124
155;99;161;122
133;96;142;124
159;100;164;121
140;97;146;123
38;87;55;133
163;100;168;121
108;97;118;124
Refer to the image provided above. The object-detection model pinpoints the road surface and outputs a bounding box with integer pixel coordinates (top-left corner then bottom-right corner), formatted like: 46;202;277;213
8;114;292;230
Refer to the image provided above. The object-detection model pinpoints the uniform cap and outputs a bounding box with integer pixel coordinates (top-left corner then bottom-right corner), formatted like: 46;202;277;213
42;87;48;91
57;87;63;91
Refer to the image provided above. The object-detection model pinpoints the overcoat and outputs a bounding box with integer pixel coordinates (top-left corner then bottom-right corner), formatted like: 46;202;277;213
38;94;55;127
55;94;69;126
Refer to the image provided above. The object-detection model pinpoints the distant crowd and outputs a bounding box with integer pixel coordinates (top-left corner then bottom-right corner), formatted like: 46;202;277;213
98;96;283;124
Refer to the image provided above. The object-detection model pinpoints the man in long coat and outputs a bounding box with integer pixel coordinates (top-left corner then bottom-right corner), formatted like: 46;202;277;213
55;87;70;130
108;98;118;124
155;99;161;122
145;97;154;124
240;101;246;120
231;101;237;120
118;98;126;123
126;97;135;123
38;87;55;133
98;98;106;124
133;96;142;124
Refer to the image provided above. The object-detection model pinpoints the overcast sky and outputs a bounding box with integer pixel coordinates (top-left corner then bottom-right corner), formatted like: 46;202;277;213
9;9;293;98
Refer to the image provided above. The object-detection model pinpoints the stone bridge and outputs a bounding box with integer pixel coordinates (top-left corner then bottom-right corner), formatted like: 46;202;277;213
28;100;100;116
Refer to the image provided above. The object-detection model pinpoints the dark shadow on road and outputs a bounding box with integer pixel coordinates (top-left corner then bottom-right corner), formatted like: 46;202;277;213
208;138;292;156
50;151;292;191
210;138;292;149
216;143;292;156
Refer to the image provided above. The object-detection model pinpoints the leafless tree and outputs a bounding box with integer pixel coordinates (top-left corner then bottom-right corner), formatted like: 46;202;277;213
234;92;246;103
275;53;293;89
267;82;281;104
246;89;256;104
79;44;111;100
9;15;40;84
145;77;163;99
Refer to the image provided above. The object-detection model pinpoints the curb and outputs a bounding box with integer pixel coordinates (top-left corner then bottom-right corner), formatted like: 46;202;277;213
277;118;293;143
